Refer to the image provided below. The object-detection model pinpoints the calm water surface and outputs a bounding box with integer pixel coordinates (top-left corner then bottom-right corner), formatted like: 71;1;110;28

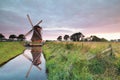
0;48;47;80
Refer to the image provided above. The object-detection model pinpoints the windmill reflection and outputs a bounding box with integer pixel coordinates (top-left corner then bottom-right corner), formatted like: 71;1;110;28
23;47;42;78
31;47;42;66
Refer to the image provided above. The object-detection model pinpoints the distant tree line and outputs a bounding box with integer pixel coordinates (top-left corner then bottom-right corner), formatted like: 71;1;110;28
57;32;108;42
0;33;25;41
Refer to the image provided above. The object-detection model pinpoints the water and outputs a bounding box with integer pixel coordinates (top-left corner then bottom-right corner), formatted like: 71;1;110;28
0;48;47;80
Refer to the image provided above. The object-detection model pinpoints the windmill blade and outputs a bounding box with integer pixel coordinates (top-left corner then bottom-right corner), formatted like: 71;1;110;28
27;14;34;27
36;65;42;70
23;54;42;70
23;54;32;62
26;63;33;78
34;30;42;39
25;29;33;37
36;20;42;26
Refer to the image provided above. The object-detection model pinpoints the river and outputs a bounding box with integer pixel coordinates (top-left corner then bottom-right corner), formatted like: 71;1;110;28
0;48;47;80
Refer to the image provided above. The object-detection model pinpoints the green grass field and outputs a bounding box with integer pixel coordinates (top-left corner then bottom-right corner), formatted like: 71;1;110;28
0;41;120;80
0;42;25;66
42;41;120;80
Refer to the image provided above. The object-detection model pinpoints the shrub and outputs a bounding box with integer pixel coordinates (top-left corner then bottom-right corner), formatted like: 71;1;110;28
88;58;106;74
65;43;74;50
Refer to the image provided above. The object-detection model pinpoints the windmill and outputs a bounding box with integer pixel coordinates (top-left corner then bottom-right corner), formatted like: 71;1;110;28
25;14;43;47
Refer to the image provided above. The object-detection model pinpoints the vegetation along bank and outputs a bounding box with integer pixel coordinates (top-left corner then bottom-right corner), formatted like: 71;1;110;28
0;42;25;66
43;41;120;80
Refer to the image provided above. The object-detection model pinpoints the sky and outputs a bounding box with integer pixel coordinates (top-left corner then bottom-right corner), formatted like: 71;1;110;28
0;0;120;40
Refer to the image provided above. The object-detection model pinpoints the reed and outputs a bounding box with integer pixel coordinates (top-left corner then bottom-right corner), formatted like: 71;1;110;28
43;41;120;80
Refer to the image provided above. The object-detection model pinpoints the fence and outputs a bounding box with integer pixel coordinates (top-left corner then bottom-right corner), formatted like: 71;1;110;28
87;44;113;60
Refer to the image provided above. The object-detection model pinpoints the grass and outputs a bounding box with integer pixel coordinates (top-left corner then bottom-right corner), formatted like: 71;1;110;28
0;42;25;66
43;41;120;80
0;41;120;79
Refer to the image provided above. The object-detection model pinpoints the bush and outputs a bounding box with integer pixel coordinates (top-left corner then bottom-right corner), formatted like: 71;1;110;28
88;58;106;74
116;59;120;74
65;43;74;50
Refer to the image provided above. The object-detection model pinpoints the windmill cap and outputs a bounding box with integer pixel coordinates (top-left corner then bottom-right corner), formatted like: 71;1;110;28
34;25;42;29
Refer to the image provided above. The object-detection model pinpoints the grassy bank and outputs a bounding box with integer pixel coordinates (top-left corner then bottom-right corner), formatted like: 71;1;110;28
0;42;25;66
43;41;120;80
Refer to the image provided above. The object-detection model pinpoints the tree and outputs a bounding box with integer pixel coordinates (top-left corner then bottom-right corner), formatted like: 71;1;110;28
17;34;25;41
100;38;108;42
64;35;69;41
0;33;5;39
57;36;62;41
0;33;5;41
70;32;84;41
9;34;17;41
90;35;101;41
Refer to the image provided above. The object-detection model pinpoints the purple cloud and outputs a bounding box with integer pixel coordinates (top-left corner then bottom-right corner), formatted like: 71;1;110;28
0;0;120;40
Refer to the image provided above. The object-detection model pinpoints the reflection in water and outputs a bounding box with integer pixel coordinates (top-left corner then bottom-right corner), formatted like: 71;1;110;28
0;48;47;80
24;47;43;78
31;47;42;66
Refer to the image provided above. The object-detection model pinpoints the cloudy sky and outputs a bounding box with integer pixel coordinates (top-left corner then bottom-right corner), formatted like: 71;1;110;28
0;0;120;40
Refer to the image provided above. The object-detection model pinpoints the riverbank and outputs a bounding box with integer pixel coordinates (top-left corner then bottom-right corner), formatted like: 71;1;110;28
0;42;25;66
43;41;120;80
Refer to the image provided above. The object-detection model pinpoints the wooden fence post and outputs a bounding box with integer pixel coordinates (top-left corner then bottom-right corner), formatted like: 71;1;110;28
81;43;83;48
109;44;113;56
